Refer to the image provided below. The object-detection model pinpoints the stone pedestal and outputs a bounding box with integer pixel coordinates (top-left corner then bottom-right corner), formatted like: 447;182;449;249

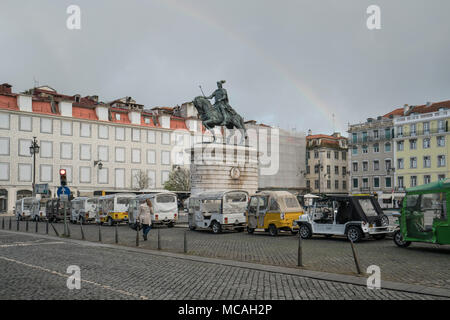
188;143;259;195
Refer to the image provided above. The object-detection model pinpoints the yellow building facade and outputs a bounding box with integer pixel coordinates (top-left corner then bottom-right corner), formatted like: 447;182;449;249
394;107;449;189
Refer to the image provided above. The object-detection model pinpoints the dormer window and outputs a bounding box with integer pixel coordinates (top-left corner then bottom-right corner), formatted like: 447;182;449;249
115;113;121;121
144;117;150;124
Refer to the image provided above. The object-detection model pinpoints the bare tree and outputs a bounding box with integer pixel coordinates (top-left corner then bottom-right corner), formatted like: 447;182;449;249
133;170;151;190
164;167;190;191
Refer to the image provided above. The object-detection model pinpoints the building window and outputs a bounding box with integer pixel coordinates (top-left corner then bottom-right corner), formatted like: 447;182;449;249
410;123;416;136
385;159;392;171
438;120;445;132
40;118;53;134
80;144;92;161
352;147;357;155
0;162;9;181
19;116;32;132
423;122;430;135
437;136;445;147
398;176;404;188
342;180;347;190
115;113;121;121
98;125;109;139
147;170;156;188
131;169;141;189
342;166;347;176
409;139;417;150
80;123;91;138
161;171;170;185
342;152;346;160
98;168;108;184
306;166;310;174
326;151;331;159
334;151;339;160
334;180;339;189
115;147;125;163
161;132;170;145
18;164;32;182
18;139;31;157
315;180;319;189
353;178;358;189
397;158;404;169
384;142;391;152
132;149;141;163
147;150;156;165
0;137;9;156
362;178;369;189
362;131;368;142
373;130;379;139
314;151;319;158
115;127;125;141
80;167;92;183
423;138;431;149
384;128;391;139
60;142;73;160
362;145;368;154
410;176;417;187
373;177;380;188
410;157;417;169
396;126;403;137
373;143;379;153
352;162;358;172
438;174;446;181
423;156;431;168
306;151;310;160
334;166;339;175
326;165;330;174
385;177;392;188
147;131;156;144
39;141;53;159
397;140;404;151
61;121;72;136
424;175;431;184
132;129;141;142
0;113;10;129
98;145;109;162
438;155;446;167
352;133;357;143
40;164;53;182
306;180;310;189
373;160;379;171
115;168;125;188
363;161;368;171
161;151;171;165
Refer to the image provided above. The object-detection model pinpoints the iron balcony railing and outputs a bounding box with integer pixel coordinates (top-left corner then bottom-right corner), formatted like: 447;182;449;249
394;127;449;138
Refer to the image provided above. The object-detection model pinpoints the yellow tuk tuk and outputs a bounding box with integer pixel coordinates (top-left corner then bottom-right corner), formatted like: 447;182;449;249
247;191;304;236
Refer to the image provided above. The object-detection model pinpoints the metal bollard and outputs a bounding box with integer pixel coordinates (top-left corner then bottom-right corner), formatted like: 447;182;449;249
115;224;119;244
50;222;60;237
350;240;362;275
26;220;29;232
80;222;85;240
297;233;303;267
35;219;38;233
2;218;4;230
183;230;187;254
67;224;71;238
136;226;140;247
9;217;12;230
16;220;19;231
98;224;102;242
157;229;161;250
46;220;49;234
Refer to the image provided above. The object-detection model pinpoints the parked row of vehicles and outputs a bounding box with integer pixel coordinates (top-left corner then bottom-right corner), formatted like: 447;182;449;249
14;192;179;228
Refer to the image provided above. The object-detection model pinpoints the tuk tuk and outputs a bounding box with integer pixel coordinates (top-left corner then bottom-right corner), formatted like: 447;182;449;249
71;197;98;224
37;198;50;221
97;193;134;226
247;191;304;236
46;198;69;222
393;179;450;247
188;190;248;234
296;195;394;242
15;197;39;221
128;192;178;228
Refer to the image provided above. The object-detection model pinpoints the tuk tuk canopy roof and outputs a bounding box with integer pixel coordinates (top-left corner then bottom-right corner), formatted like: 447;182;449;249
256;191;304;213
406;178;450;194
191;190;249;201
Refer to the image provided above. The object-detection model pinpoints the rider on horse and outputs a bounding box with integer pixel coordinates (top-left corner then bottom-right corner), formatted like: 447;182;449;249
205;80;237;126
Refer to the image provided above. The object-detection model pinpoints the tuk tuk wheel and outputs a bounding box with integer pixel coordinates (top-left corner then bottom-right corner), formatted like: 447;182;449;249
393;230;411;248
211;221;222;234
299;224;312;239
247;227;255;234
346;226;362;242
268;224;278;236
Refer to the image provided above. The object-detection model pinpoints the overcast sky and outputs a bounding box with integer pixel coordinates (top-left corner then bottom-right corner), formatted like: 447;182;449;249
1;0;450;135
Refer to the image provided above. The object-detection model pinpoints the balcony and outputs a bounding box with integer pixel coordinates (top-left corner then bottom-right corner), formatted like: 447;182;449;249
394;127;448;138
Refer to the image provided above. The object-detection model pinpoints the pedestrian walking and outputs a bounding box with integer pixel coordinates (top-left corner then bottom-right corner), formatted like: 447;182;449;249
138;198;153;241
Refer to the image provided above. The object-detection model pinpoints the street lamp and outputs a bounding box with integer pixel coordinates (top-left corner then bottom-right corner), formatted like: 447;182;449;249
29;137;40;198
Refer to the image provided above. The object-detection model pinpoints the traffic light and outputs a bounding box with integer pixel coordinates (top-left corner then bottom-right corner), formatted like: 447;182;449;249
59;169;67;186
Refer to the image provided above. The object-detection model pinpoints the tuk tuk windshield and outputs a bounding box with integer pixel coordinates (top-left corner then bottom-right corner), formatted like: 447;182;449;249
23;199;37;211
156;194;176;203
357;199;378;217
223;192;248;213
201;200;221;215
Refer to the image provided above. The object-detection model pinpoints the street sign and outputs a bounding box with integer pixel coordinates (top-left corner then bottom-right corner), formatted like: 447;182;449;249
57;186;71;198
35;183;49;195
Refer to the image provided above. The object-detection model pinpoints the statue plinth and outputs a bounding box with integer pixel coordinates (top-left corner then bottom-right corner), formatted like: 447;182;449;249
187;142;259;195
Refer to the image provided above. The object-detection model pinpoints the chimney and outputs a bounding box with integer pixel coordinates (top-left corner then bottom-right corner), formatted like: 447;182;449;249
403;104;410;116
307;129;312;136
0;83;12;94
426;101;432;107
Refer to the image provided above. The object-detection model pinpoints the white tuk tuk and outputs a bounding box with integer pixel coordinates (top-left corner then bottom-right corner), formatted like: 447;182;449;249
128;192;178;228
97;193;135;226
15;197;39;221
188;190;249;234
71;197;99;224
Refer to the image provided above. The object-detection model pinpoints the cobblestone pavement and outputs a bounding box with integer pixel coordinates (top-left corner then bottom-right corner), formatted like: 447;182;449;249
0;232;444;300
2;219;449;290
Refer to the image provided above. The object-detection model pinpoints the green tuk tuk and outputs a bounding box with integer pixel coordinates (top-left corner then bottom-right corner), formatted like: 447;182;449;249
393;179;450;247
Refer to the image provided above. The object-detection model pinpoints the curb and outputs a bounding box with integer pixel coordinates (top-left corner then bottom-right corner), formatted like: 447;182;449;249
1;229;449;298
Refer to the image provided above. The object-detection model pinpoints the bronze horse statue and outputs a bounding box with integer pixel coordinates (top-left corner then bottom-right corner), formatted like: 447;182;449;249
193;96;248;144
